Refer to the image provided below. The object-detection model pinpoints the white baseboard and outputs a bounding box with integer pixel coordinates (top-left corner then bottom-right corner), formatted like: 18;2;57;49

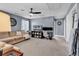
54;35;64;37
53;35;65;40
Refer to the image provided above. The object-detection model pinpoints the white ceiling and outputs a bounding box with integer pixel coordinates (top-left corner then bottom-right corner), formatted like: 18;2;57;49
0;3;72;19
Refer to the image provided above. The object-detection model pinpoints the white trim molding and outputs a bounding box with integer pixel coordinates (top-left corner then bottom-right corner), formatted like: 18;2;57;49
54;35;65;37
53;35;65;40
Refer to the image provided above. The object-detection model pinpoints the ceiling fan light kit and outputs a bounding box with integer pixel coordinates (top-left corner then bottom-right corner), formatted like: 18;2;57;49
29;8;41;14
29;13;33;17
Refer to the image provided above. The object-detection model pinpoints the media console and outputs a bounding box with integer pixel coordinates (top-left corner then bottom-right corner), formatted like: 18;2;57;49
31;31;43;38
31;26;53;39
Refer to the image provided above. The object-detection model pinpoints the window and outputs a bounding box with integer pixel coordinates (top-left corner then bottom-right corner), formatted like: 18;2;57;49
21;19;29;32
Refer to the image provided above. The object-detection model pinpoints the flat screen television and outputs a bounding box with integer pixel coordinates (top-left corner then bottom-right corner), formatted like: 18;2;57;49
42;27;53;31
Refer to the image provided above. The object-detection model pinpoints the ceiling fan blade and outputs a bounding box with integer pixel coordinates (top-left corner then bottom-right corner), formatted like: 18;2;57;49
29;8;41;14
32;12;41;14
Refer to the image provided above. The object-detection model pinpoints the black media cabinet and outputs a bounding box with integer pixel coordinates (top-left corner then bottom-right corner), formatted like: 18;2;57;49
31;31;43;38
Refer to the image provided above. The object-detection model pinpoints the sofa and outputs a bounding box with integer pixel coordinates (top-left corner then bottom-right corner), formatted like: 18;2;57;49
0;41;23;55
0;31;30;56
0;31;30;44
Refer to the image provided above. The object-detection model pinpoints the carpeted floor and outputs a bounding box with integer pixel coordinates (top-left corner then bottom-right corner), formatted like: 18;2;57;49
15;38;69;56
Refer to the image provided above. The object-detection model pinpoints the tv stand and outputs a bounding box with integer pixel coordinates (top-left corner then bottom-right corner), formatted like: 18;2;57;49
31;31;43;38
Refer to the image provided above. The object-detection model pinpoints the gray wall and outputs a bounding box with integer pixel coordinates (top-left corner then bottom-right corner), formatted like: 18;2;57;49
54;19;64;36
65;4;77;55
10;14;64;36
31;16;54;31
10;15;22;31
31;16;64;36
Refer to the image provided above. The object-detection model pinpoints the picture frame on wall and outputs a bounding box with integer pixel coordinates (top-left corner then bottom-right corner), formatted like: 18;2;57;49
57;21;62;25
10;18;17;26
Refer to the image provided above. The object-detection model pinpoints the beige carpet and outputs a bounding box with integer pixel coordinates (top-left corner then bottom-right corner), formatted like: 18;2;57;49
15;38;69;56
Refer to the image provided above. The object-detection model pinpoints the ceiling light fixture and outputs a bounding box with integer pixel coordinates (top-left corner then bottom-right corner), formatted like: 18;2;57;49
29;13;33;17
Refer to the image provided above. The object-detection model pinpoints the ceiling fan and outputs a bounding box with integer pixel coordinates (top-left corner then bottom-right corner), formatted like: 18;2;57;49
29;8;41;14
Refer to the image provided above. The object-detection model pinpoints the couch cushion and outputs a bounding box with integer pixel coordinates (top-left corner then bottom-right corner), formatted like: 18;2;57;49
16;31;22;36
2;44;13;54
4;44;13;47
0;32;9;39
0;42;6;48
0;35;23;42
13;46;20;51
9;32;16;37
23;34;30;39
14;36;23;39
0;38;14;43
